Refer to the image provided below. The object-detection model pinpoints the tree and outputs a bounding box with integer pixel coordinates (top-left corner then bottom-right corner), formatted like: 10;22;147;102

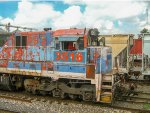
140;28;149;33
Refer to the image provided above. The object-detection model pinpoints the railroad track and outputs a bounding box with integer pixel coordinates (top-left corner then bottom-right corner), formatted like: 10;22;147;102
0;93;32;103
113;91;150;112
0;109;19;113
0;90;149;113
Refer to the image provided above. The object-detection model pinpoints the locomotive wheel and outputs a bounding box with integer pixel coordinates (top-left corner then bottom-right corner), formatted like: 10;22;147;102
60;91;67;99
82;92;93;101
69;94;78;100
52;89;61;97
25;86;31;93
32;89;38;95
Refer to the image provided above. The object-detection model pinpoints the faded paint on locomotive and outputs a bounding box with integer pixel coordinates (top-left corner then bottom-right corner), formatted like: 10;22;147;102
0;29;112;77
0;28;113;102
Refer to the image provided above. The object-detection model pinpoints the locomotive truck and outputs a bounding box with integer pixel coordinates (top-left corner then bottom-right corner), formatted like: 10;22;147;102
0;28;113;103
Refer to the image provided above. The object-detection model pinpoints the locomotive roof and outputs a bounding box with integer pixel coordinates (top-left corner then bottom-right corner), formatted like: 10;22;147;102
53;28;87;37
14;28;88;37
15;31;46;35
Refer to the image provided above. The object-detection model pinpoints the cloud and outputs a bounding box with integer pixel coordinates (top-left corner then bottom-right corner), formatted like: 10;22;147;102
0;0;149;34
0;0;61;29
64;0;83;5
53;6;83;29
0;1;83;30
84;1;146;19
64;0;149;33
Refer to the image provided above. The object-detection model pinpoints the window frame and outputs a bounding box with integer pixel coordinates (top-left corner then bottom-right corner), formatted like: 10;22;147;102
15;35;27;49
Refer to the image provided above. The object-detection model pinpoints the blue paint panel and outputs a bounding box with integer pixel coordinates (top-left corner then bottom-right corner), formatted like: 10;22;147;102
96;58;108;74
27;47;32;60
33;47;40;61
107;54;112;72
40;34;47;46
46;32;53;46
54;65;85;73
8;61;41;71
22;49;26;60
69;65;86;73
97;49;112;74
88;47;112;74
58;37;79;41
46;47;53;61
39;47;45;61
8;61;24;69
27;47;40;61
29;63;41;70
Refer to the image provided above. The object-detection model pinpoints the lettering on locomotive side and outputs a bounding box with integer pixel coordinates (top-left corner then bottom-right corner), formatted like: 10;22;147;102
55;52;83;62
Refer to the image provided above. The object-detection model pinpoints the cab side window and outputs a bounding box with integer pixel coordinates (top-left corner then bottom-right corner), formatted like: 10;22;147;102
16;36;21;48
15;36;27;48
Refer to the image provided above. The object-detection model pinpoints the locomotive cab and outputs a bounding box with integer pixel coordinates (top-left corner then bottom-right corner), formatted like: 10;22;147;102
53;28;113;103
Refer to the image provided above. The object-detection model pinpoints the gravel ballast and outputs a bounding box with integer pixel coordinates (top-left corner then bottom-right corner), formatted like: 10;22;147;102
0;98;132;113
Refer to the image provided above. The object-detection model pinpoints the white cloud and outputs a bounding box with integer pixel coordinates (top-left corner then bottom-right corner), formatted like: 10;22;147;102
1;18;14;24
105;20;113;30
53;6;83;29
64;0;148;33
0;0;149;33
0;1;83;30
84;1;146;19
64;0;83;5
0;0;61;29
15;1;61;28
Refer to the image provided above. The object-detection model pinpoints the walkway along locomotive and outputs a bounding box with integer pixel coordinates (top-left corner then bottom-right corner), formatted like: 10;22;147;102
0;28;113;103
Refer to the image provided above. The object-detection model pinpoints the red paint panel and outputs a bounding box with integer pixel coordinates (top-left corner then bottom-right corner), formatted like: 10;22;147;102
0;60;8;67
33;36;38;45
14;48;23;60
130;39;142;55
27;35;33;46
84;35;87;48
41;36;46;46
42;63;46;70
53;29;84;36
20;31;45;35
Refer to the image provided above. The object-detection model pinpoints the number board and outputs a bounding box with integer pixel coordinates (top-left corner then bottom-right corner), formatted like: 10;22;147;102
54;51;86;63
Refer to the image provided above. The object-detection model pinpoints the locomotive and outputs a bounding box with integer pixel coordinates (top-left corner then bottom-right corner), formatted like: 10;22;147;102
0;28;113;103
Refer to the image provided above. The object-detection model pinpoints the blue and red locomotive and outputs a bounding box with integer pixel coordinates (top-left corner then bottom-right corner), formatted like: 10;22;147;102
0;28;113;103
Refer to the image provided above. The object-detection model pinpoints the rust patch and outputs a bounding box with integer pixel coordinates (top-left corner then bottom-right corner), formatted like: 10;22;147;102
86;65;95;79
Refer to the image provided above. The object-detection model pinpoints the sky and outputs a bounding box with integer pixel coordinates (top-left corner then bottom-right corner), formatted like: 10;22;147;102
0;0;150;34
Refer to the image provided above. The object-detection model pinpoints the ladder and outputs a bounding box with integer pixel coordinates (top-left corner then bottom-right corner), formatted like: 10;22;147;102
100;73;114;103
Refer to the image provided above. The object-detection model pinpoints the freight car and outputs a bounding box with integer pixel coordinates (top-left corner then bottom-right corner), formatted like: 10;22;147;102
99;34;150;80
129;34;150;80
0;28;113;103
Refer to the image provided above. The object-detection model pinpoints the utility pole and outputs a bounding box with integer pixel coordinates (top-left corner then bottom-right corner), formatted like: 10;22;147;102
147;8;148;25
146;8;149;30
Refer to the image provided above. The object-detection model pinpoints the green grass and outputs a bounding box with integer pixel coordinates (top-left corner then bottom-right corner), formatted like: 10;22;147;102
143;104;150;110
